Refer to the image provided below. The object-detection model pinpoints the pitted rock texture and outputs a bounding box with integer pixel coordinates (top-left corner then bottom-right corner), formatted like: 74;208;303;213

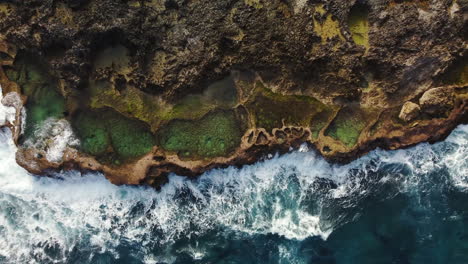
399;101;421;122
0;0;467;187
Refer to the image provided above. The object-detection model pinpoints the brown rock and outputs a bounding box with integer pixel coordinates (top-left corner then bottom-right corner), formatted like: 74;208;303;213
399;101;420;122
419;87;455;116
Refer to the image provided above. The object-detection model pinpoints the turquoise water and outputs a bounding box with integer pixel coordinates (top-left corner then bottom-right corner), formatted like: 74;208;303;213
0;124;467;264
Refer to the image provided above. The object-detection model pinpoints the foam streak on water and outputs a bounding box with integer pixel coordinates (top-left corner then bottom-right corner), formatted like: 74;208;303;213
0;124;467;263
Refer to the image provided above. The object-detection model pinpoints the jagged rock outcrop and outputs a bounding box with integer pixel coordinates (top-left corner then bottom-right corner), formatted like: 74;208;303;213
399;101;421;122
419;87;456;116
0;0;467;187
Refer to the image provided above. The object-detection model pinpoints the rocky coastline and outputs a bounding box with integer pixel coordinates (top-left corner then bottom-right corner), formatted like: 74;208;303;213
0;0;467;187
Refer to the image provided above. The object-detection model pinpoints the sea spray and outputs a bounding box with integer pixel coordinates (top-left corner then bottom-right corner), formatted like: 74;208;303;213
0;125;467;263
23;117;80;162
0;85;17;127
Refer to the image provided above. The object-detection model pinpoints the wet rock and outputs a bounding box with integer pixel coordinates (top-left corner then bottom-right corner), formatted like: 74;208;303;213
419;87;455;116
399;101;420;122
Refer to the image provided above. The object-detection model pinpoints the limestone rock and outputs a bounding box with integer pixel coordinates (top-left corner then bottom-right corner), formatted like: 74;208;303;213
419;87;455;116
399;102;420;122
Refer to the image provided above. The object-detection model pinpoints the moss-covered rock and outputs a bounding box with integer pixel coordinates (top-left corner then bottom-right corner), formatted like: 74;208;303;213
157;110;244;159
325;106;374;148
0;0;466;186
247;82;330;133
72;108;156;162
348;3;369;49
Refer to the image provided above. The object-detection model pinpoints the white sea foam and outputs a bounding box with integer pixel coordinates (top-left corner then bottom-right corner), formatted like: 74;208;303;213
0;122;467;263
0;85;17;127
24;118;80;162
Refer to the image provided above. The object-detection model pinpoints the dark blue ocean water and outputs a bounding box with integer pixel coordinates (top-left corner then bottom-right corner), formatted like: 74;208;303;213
0;125;467;264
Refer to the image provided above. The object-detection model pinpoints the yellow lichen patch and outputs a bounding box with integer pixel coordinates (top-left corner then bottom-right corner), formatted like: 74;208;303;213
228;8;238;22
0;3;12;16
231;30;246;41
145;0;165;10
348;4;369;49
449;0;459;18
54;4;75;26
244;0;263;9
128;1;140;7
226;8;246;41
314;4;327;15
313;8;344;43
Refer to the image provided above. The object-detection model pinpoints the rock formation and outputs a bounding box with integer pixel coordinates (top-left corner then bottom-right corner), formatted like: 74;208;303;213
0;0;466;187
399;101;421;122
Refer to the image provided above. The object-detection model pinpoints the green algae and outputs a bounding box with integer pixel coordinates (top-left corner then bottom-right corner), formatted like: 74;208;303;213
348;4;369;48
72;108;156;162
325;106;371;148
88;76;238;130
107;114;155;160
88;80;163;127
247;82;329;133
89;48;238;130
73;112;110;156
5;56;66;139
157;110;243;159
310;108;334;139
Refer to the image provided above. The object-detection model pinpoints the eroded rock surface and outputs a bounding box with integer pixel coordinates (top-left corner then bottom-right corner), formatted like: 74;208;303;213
419;87;456;116
0;0;467;187
399;101;421;122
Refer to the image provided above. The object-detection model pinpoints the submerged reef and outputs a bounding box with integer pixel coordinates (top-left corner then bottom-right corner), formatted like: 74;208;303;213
0;0;467;187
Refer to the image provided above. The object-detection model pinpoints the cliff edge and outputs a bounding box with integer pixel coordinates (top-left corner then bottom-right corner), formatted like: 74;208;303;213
0;0;467;187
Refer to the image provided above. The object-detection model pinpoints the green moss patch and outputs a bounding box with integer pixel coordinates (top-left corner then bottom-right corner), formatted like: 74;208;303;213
89;76;238;130
72;108;156;163
310;108;334;139
348;4;369;48
325;106;372;148
73;112;110;156
157;110;243;159
247;83;329;133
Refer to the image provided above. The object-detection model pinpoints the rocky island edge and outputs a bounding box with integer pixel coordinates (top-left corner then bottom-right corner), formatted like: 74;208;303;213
0;0;467;188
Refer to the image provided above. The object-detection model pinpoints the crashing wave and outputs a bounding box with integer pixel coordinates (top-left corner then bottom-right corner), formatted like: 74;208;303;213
0;124;467;263
23;117;80;162
0;85;19;128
